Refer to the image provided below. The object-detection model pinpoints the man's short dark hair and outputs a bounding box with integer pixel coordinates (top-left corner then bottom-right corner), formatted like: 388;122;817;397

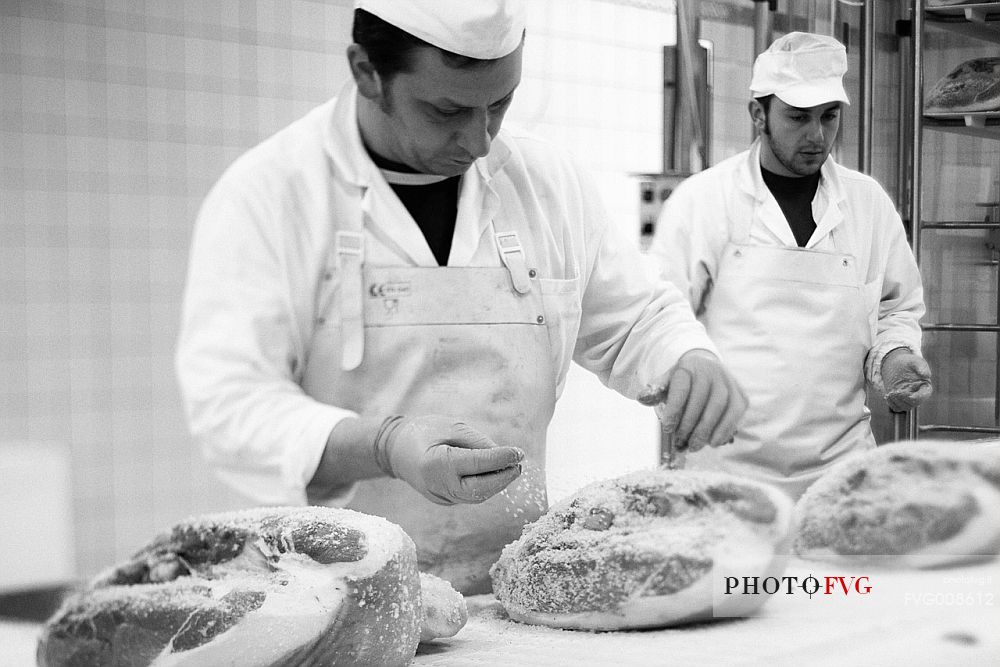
352;9;489;81
754;94;774;113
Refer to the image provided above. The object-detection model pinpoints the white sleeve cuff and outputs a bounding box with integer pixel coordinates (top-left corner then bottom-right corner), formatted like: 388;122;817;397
643;336;722;394
292;405;360;506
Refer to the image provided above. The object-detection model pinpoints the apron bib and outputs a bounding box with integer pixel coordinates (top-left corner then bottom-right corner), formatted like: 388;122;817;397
686;202;876;499
302;188;559;594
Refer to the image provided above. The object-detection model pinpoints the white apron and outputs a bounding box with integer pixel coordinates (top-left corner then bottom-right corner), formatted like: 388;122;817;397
301;186;560;595
685;196;876;499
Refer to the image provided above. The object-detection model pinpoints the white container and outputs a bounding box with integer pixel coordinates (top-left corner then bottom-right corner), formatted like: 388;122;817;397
0;441;76;592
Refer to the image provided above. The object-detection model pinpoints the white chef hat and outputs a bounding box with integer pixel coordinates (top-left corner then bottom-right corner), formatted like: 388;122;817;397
354;0;526;60
749;32;851;107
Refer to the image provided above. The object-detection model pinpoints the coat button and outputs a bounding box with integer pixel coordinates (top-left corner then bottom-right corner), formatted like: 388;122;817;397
842;258;849;267
734;249;742;258
528;268;537;278
537;315;545;324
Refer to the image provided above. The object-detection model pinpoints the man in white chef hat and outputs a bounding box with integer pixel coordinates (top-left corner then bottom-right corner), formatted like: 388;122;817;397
648;32;933;499
176;0;748;594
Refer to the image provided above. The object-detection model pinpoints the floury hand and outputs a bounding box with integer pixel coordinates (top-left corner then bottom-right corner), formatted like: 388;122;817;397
637;349;748;453
881;349;933;412
374;415;525;504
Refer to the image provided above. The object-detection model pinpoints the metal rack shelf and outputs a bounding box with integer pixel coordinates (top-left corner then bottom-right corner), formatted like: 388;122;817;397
926;2;1000;40
923;111;1000;139
923;323;1000;332
919;424;1000;435
909;1;1000;440
920;222;1000;228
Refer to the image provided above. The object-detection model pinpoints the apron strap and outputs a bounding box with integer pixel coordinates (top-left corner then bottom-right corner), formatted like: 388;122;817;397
336;230;365;370
494;231;532;295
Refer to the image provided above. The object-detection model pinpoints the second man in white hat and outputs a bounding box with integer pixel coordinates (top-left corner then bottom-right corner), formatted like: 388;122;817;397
648;32;932;500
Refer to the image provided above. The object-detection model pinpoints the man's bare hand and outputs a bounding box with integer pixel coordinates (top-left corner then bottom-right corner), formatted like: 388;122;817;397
637;349;748;453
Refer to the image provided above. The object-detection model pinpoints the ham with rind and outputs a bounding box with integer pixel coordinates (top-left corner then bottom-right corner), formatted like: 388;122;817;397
925;57;1000;114
490;469;793;631
793;440;1000;568
37;506;465;667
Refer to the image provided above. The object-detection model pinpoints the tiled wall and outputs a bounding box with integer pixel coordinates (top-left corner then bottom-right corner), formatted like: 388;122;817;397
701;18;755;165
2;0;354;580
514;0;676;239
1;0;678;581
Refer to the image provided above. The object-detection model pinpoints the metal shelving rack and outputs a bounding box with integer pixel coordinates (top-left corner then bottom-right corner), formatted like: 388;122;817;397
925;1;1000;38
910;0;1000;438
923;111;1000;139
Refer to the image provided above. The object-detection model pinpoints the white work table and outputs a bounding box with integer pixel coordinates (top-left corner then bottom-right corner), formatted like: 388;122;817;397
5;560;997;667
414;559;1000;667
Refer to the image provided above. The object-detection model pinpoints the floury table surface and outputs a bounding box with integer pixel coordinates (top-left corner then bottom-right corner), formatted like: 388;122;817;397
414;559;1000;667
5;560;997;667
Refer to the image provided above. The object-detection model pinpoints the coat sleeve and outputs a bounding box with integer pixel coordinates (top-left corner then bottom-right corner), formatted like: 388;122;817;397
175;174;356;506
568;164;719;398
863;192;927;391
646;174;727;318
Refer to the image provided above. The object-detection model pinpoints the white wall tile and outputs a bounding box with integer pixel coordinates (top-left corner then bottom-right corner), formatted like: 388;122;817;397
3;0;358;578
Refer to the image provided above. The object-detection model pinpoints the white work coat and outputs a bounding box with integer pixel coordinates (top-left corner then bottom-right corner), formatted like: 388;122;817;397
648;141;925;497
176;82;715;511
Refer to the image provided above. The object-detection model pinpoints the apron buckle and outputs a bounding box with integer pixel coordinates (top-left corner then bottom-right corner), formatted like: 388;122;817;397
494;231;532;295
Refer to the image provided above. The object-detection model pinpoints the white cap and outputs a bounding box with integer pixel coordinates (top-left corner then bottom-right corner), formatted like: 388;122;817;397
749;32;850;107
354;0;526;60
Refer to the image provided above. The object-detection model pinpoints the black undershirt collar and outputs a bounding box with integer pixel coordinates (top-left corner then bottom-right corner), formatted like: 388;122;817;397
366;149;460;266
760;165;821;248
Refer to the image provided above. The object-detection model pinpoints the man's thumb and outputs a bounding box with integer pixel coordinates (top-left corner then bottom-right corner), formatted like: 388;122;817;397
448;422;497;450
